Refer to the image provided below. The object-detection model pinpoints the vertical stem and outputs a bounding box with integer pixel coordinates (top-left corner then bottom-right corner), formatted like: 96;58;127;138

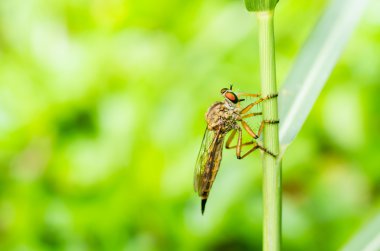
256;11;282;251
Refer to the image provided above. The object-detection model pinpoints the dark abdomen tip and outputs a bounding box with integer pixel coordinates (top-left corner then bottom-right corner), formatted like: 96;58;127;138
201;199;207;215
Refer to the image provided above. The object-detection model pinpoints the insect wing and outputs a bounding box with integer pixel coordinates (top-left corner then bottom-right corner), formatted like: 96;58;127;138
193;128;223;196
194;127;214;193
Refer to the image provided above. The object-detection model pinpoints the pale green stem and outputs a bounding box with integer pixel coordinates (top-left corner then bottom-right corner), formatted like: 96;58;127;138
256;11;281;251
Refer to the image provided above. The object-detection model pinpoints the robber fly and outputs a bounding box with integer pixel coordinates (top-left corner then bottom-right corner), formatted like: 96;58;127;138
194;85;278;214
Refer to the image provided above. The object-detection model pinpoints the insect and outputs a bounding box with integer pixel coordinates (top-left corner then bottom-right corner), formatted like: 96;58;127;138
194;85;278;214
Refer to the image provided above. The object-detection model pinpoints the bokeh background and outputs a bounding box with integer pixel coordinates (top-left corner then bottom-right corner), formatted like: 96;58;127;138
1;0;379;250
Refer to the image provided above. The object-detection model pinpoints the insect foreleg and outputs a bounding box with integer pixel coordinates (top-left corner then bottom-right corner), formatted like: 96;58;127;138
240;93;278;114
238;93;261;98
236;93;260;108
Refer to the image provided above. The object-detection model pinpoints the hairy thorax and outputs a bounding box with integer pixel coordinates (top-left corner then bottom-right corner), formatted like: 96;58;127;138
205;101;241;133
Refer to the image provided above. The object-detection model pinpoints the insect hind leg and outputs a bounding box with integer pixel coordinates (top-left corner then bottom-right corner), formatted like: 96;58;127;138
238;142;277;159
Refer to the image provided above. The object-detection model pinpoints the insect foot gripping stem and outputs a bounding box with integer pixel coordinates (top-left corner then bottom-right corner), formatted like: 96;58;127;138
265;93;278;100
261;120;279;158
255;141;278;158
263;120;279;124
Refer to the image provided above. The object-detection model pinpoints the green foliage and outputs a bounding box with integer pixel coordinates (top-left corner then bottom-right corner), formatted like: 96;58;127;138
0;0;379;250
279;0;369;152
245;0;279;12
342;213;380;251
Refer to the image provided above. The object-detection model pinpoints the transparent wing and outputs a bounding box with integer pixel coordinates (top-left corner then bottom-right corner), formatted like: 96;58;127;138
193;127;224;196
194;127;214;193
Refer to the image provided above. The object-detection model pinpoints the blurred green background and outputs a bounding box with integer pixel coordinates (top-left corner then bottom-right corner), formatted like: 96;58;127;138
1;0;380;250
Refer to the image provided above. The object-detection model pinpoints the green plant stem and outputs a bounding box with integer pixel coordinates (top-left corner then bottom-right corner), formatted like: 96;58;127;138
256;11;281;251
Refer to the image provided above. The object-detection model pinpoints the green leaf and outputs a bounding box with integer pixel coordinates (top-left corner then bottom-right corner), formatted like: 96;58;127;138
341;212;380;251
244;0;279;12
278;0;369;156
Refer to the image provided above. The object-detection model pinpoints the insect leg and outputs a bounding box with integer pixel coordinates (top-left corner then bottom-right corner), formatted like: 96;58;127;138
257;120;279;138
241;120;259;139
225;129;237;148
236;93;260;108
236;127;243;159
225;129;254;149
241;112;262;119
241;119;279;139
235;128;276;159
225;125;276;159
240;93;278;114
238;93;261;98
238;142;276;159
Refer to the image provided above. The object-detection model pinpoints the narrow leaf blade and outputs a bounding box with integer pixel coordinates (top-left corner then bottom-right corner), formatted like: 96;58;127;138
278;0;369;154
342;212;380;251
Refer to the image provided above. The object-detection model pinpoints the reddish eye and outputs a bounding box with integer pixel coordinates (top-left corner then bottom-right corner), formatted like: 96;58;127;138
225;92;237;103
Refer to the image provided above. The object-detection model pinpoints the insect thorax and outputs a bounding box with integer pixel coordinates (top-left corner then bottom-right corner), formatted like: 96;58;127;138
205;102;240;133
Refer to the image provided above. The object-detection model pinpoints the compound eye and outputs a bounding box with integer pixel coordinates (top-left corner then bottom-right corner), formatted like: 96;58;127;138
225;92;238;103
220;88;228;94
